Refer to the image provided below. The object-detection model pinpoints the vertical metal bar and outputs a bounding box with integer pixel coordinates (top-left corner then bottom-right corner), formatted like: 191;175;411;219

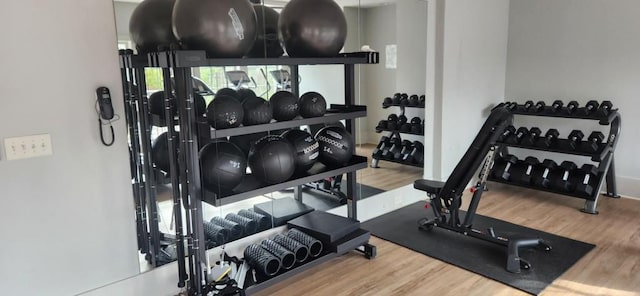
344;64;357;220
175;66;205;295
604;115;621;198
161;67;188;287
605;156;619;197
290;65;302;201
293;186;302;201
135;67;162;267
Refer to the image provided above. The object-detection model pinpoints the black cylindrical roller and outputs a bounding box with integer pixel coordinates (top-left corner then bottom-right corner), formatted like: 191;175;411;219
272;234;309;262
261;239;296;270
203;221;229;246
238;209;271;231
210;217;243;240
225;213;258;236
243;244;281;276
286;229;323;257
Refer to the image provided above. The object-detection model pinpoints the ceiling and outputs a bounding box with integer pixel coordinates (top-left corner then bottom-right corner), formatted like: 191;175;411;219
114;0;396;8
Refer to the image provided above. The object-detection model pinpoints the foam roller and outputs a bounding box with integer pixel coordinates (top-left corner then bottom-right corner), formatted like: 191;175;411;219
203;221;229;246
238;209;271;231
244;244;281;276
225;213;258;236
210;216;243;240
272;233;309;262
261;239;296;270
286;229;323;257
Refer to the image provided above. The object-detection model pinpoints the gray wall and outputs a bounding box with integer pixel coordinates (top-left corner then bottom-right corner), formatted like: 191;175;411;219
0;0;140;295
505;0;640;197
114;1;137;42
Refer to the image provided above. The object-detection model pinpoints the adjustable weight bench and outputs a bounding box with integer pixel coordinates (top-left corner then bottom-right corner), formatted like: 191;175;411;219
414;106;551;273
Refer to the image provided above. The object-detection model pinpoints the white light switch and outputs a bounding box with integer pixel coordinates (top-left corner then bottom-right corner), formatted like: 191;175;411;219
4;134;53;160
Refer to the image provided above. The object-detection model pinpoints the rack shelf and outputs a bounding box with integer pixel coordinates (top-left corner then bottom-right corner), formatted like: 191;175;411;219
203;156;368;206
371;157;422;168
375;127;423;136
494;102;620;125
487;175;601;201
382;103;424;109
497;139;611;162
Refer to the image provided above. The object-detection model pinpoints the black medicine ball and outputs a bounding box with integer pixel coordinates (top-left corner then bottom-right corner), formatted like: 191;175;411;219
315;126;354;166
236;88;257;103
281;129;319;172
149;91;206;122
299;92;327;118
229;132;268;157
270;91;299;121
199;141;247;192
206;95;244;129
243;97;272;126
248;135;296;184
151;131;177;173
216;88;240;100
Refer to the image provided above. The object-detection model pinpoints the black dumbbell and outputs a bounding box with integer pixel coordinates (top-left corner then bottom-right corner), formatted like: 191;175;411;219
387;114;399;130
553;161;577;192
504;102;518;111
375;120;387;132
523;100;534;111
538;129;560;148
581;100;599;115
398;114;408;126
419;95;425;107
551;100;564;113
498;125;516;142
533;159;558;188
382;137;401;159
400;97;410;106
383;97;392;107
409;95;419;106
392;93;401;104
494;154;519;181
403;141;424;164
516;156;540;185
575;164;598;196
596;100;613;116
566;101;579;114
567;130;584;150
399;140;413;159
400;123;411;133
521;127;541;146
401;93;409;100
372;136;391;158
506;127;529;144
533;101;546;112
410;117;422;134
583;131;605;152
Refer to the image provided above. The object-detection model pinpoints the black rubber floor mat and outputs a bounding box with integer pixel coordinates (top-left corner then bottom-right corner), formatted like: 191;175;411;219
361;201;595;295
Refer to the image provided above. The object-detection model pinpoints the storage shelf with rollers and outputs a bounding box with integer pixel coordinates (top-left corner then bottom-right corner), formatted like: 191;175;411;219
371;93;426;169
488;100;621;214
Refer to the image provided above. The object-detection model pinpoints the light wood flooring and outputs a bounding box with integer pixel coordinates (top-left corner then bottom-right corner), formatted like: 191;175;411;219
355;144;424;191
255;183;640;295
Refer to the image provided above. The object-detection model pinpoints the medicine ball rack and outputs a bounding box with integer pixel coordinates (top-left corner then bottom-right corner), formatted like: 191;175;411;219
120;49;379;296
371;101;424;168
488;101;621;214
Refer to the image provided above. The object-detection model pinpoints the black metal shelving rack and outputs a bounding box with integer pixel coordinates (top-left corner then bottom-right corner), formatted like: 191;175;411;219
371;103;425;168
120;49;380;295
489;102;622;214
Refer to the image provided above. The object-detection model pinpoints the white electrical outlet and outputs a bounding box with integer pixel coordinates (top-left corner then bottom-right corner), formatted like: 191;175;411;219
4;134;53;160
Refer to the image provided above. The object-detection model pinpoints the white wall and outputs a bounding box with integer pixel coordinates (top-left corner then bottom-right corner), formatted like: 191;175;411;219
114;1;137;42
0;1;140;295
425;0;510;180
505;0;640;197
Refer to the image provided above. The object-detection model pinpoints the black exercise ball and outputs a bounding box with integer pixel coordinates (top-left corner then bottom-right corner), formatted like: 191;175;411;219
200;141;247;192
315;126;354;166
299;92;327;118
278;0;347;57
243;96;272;126
206;95;244;129
216;88;239;100
129;0;177;54
246;4;283;58
172;0;258;58
236;88;257;103
229;132;268;157
270;91;299;121
249;135;296;184
149;91;206;125
281;129;319;173
151;132;178;173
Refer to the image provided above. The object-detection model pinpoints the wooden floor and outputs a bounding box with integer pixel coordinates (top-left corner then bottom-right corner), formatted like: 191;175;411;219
255;183;640;296
355;144;424;191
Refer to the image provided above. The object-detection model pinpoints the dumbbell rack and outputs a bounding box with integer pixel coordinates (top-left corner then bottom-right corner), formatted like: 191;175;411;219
489;102;621;214
371;102;424;168
120;49;379;295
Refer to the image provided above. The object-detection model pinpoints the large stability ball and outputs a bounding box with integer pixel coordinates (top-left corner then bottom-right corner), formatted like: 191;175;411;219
282;129;319;173
249;135;296;184
243;97;272;126
299;92;327;118
278;0;347;57
172;0;258;58
149;91;206;120
246;4;283;58
315;126;354;166
151;132;178;172
206;95;244;129
129;0;178;54
200;141;247;192
270;91;299;121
